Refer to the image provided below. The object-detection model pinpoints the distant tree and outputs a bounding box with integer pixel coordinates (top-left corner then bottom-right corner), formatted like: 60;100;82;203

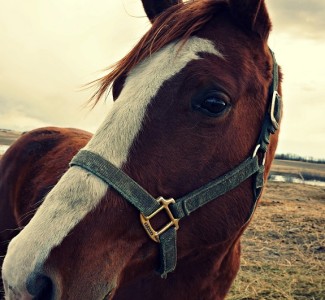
275;153;325;164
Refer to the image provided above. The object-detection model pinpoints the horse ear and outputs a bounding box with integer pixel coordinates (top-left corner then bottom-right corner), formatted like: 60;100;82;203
229;0;271;40
141;0;181;23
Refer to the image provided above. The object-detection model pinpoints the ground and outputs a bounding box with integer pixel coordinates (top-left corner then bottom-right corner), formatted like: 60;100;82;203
228;182;325;300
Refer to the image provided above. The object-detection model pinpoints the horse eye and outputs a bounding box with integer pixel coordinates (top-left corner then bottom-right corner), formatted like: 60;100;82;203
193;91;230;117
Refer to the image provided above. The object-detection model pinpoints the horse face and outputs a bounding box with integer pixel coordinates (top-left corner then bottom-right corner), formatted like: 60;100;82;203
2;1;280;299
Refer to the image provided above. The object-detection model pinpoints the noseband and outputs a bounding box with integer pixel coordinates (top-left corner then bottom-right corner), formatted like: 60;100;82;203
70;49;281;278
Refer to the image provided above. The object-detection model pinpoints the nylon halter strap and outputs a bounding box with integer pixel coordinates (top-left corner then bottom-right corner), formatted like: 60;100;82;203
70;49;281;278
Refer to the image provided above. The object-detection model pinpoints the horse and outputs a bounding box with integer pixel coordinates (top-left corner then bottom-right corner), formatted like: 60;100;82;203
0;0;282;299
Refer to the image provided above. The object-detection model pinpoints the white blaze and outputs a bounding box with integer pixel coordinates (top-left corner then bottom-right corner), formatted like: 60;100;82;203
2;37;222;297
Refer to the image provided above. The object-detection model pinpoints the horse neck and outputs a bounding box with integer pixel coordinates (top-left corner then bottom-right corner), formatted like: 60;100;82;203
115;239;241;300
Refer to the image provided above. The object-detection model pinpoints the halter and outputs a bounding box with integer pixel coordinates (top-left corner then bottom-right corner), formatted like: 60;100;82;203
70;49;281;278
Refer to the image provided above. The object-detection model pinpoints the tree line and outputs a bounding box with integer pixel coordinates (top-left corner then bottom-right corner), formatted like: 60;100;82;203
275;153;325;164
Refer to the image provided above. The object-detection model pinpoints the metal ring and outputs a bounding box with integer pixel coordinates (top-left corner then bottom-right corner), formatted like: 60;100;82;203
270;91;280;130
252;144;261;158
262;153;267;166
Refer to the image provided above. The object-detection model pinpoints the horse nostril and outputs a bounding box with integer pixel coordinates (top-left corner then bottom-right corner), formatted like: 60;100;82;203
26;272;54;300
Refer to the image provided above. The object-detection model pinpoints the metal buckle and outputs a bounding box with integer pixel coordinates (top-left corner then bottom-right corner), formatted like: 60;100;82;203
140;197;179;243
270;91;280;130
252;144;261;158
252;144;266;165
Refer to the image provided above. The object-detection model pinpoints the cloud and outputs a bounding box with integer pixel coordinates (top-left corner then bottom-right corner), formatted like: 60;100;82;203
0;0;324;159
0;110;48;132
0;99;47;131
268;0;325;39
0;0;149;132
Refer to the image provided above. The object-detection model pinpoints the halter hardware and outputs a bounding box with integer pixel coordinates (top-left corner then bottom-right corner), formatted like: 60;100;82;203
270;90;281;130
252;144;261;158
252;144;266;166
140;197;179;243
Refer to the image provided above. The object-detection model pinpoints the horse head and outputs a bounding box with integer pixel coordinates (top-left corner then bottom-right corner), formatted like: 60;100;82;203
2;0;282;299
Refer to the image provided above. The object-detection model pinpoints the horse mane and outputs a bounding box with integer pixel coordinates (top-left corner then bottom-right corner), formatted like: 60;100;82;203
90;0;224;106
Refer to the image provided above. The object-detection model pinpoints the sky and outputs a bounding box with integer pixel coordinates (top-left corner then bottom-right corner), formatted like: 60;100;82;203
0;0;324;159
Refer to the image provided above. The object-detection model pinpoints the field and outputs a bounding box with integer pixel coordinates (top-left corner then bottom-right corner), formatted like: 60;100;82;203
227;182;324;300
271;159;325;183
0;130;324;299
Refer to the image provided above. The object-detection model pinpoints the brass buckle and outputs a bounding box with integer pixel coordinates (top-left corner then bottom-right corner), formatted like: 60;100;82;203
140;197;179;243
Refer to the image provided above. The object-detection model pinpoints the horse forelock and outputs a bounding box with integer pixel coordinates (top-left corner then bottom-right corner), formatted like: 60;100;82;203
90;0;228;105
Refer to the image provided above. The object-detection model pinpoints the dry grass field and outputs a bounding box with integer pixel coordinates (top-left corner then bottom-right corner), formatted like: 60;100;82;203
0;130;324;299
271;159;325;183
227;182;324;300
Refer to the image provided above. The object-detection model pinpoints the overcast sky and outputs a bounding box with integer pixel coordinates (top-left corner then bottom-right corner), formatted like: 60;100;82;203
0;0;324;159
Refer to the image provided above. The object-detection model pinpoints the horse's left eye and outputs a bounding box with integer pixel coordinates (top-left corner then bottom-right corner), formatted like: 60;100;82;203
192;91;230;117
